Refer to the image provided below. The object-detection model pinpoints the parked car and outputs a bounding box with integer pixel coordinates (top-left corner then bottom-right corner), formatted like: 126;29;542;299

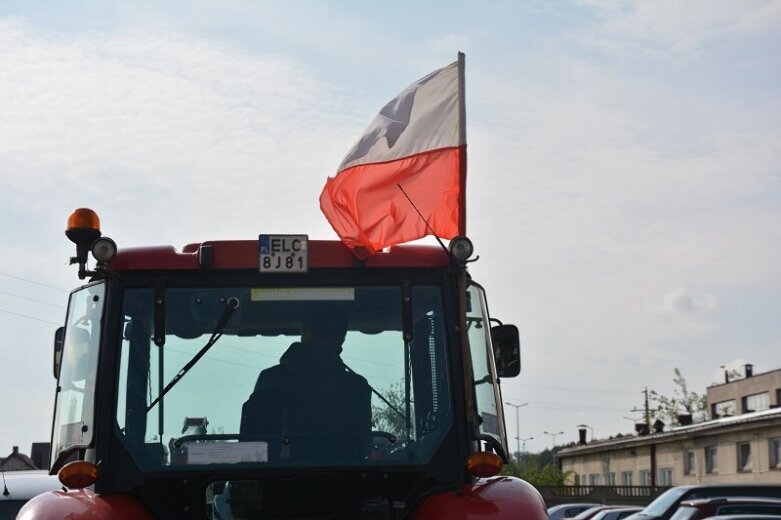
591;506;645;520
0;470;60;519
568;505;629;520
669;497;781;520
549;503;603;520
701;516;781;520
624;485;781;520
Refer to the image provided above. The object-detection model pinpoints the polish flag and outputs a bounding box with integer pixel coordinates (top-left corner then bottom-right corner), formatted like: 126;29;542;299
320;54;466;258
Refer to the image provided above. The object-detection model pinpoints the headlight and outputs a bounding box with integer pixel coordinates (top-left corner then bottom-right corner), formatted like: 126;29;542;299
91;237;117;263
449;236;474;262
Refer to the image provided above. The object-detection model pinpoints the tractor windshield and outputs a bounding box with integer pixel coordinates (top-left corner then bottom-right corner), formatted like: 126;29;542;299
115;284;453;470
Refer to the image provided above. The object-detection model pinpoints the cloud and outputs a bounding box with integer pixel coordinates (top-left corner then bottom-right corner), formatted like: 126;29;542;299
459;3;781;393
0;17;376;452
427;32;472;54
573;0;781;58
0;18;362;249
1;3;780;454
660;288;718;315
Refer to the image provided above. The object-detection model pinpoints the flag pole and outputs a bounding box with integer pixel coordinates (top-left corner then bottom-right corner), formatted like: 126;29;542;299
457;51;467;236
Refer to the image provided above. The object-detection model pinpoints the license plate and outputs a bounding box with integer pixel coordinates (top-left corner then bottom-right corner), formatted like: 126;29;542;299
258;235;308;273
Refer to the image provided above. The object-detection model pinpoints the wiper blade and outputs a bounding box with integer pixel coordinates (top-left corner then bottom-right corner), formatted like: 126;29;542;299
146;297;239;413
343;362;406;423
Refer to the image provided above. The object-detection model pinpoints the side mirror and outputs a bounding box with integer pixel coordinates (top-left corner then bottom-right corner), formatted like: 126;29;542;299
53;326;65;379
491;324;520;378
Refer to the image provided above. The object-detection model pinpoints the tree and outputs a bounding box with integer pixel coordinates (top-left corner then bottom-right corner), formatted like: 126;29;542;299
501;449;572;486
723;367;743;383
649;368;708;426
371;383;408;439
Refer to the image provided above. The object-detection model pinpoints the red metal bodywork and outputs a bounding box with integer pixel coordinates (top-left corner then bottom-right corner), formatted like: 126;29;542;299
34;236;540;519
109;240;450;271
414;476;548;519
17;489;154;519
18;477;546;519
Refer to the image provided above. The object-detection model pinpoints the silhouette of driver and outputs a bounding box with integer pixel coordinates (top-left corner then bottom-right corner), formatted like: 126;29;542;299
244;306;371;461
254;307;350;391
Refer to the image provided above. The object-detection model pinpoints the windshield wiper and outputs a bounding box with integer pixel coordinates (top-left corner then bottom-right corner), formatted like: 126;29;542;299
146;297;239;413
343;362;406;423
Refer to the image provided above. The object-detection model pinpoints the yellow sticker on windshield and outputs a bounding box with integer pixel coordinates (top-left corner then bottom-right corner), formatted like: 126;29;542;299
250;288;355;301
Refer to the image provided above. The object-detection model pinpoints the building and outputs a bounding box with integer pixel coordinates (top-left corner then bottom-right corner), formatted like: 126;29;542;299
0;446;37;471
0;443;50;471
708;364;781;418
29;442;51;470
559;366;781;487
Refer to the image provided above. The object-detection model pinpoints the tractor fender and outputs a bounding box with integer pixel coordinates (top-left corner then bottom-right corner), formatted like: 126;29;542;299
414;476;548;519
17;489;154;519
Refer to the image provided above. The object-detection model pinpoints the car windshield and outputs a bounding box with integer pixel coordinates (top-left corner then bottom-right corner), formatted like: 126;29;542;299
574;507;608;520
115;284;452;470
669;506;698;520
644;487;691;518
718;504;781;516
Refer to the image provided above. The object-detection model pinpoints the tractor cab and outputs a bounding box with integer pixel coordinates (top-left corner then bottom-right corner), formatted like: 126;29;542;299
22;209;545;520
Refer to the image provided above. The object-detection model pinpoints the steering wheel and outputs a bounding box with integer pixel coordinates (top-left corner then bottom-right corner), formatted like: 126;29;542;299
171;433;242;448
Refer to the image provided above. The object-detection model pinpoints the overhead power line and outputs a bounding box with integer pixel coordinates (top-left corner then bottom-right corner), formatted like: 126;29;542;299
0;308;61;326
517;382;638;394
0;272;67;292
527;400;630;413
0;290;64;308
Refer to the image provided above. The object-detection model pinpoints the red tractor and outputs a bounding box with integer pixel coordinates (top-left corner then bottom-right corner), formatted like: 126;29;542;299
20;208;546;519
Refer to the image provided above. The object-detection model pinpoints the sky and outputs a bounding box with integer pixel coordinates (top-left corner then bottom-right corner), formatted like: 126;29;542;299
1;0;780;457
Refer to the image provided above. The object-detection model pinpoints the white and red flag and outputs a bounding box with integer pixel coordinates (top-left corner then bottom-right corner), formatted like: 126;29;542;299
320;54;466;258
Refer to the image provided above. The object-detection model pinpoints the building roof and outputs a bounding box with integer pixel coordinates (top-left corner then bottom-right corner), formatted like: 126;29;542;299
109;240;450;271
706;366;781;390
559;407;781;456
0;446;37;471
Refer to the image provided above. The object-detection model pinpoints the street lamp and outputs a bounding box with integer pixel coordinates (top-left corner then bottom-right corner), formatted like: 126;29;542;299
505;401;528;463
519;436;534;452
543;430;564;449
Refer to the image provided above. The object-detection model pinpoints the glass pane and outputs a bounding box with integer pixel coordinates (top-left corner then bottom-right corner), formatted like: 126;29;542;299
744;392;770;412
647;487;690;517
115;284;451;471
705;446;718;473
719;505;781;516
466;284;502;442
737;443;751;470
684;450;694;474
669;506;698;520
713;400;735;417
52;283;105;461
771;438;781;468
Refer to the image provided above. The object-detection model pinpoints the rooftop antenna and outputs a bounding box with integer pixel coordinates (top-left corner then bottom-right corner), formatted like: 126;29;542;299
396;183;450;258
396;183;476;265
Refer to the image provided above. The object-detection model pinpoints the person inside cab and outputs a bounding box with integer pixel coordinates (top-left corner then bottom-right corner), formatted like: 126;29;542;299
240;305;372;463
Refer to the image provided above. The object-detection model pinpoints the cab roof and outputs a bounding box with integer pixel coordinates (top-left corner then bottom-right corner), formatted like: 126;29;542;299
109;240;450;271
